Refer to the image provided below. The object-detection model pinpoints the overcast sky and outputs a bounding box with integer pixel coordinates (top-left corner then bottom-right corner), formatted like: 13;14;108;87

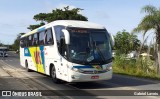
0;0;159;44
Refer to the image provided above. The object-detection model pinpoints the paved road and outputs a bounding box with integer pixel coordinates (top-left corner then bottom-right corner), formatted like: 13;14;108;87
0;51;160;99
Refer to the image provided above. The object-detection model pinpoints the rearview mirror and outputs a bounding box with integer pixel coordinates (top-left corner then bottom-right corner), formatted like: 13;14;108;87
108;33;115;47
62;29;70;44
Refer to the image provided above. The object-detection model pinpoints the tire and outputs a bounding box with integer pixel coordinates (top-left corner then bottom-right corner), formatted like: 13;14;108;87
51;66;61;84
25;61;31;72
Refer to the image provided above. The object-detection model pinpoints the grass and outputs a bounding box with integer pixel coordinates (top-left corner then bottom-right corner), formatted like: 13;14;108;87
113;55;160;80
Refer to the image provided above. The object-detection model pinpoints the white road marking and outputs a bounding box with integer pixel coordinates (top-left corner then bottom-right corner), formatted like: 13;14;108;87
0;59;13;61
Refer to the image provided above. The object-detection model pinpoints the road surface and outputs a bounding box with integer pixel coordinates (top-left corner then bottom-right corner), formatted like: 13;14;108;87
0;51;160;99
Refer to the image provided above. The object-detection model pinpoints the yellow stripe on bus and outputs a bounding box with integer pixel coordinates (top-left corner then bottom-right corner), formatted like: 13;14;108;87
29;47;45;73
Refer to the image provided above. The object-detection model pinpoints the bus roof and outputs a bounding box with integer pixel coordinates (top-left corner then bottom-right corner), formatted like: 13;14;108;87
21;20;105;38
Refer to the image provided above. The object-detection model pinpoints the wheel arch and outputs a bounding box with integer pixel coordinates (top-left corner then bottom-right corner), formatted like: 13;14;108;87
25;59;28;68
49;63;54;77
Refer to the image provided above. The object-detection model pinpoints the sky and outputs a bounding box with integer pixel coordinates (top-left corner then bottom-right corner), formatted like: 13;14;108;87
0;0;160;44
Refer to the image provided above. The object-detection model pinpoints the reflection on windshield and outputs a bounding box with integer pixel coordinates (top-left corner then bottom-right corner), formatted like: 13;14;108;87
68;29;112;64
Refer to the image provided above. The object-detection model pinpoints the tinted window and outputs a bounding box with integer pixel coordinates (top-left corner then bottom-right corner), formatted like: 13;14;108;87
45;29;53;45
26;36;29;47
32;33;38;46
39;31;45;45
23;37;27;47
28;35;33;46
20;38;25;48
54;26;65;51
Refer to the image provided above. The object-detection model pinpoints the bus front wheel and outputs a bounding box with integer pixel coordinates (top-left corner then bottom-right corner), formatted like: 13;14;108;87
51;66;61;84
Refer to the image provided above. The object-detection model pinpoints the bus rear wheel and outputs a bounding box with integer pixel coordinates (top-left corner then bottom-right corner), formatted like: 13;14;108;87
51;66;61;84
25;61;31;72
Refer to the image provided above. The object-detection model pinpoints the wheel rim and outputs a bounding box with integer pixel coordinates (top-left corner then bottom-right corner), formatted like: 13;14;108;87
52;67;56;79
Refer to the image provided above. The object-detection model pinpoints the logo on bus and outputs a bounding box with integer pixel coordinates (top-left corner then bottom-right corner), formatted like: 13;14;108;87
93;65;102;70
93;70;98;74
25;49;28;54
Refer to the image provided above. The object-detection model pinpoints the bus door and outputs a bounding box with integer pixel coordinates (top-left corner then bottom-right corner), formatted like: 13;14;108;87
59;37;68;81
54;26;68;80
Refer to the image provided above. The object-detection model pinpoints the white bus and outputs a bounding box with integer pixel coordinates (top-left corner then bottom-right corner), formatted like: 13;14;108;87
20;20;114;83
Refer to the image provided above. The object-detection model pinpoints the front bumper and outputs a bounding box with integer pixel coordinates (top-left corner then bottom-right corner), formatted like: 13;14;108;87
68;70;112;82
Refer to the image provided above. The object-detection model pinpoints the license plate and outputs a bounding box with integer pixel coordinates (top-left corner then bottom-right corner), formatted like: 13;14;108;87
91;76;99;79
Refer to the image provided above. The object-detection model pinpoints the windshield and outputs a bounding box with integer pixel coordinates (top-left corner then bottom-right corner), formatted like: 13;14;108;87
68;28;112;65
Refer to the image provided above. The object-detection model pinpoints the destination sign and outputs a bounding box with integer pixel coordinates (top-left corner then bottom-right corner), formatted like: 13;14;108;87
71;29;88;33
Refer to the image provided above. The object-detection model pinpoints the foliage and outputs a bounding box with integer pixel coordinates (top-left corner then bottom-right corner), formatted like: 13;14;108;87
132;5;160;74
27;22;45;31
113;55;160;80
12;33;25;51
114;30;140;54
0;41;3;46
133;5;160;38
0;43;3;46
28;6;88;30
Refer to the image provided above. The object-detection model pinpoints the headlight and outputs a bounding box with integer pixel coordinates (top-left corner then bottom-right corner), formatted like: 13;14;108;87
106;65;112;71
71;67;84;73
72;68;79;72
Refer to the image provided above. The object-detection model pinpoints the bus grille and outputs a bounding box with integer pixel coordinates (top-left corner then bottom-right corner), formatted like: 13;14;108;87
82;70;107;74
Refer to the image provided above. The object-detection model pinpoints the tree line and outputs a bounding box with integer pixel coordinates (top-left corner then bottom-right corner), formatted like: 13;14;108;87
10;5;160;74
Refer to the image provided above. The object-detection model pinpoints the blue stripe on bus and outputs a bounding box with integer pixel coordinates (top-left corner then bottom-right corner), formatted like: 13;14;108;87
73;65;93;69
38;27;45;32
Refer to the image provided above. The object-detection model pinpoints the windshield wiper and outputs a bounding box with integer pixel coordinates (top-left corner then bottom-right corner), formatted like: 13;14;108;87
95;45;106;63
90;34;106;63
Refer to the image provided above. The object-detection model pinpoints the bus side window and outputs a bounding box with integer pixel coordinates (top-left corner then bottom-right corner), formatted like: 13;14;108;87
45;29;54;45
20;38;24;48
23;37;27;47
28;35;33;46
32;33;38;46
54;26;65;53
26;36;29;47
39;31;45;45
60;37;66;56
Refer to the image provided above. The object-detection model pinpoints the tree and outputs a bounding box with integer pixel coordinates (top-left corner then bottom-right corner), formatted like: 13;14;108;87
27;22;45;31
28;6;88;30
0;43;3;46
0;40;3;46
132;5;160;74
12;33;25;51
114;30;140;55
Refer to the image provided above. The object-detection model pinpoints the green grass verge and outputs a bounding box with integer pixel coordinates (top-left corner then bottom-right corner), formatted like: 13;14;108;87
112;55;160;81
113;66;160;80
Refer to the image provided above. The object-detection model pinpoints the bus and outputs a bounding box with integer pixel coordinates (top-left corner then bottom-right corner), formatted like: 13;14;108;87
20;20;114;83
